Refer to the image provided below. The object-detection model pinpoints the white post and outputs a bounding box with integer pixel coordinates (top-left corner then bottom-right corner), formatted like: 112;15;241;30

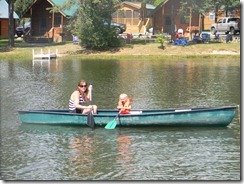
32;49;34;60
32;49;34;65
49;49;50;60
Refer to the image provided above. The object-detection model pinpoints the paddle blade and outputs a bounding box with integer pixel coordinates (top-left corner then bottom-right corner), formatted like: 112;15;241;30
105;119;117;129
87;112;95;128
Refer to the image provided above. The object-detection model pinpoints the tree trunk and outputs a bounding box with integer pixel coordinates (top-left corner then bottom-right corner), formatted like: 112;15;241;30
170;0;175;42
215;5;219;23
8;0;15;47
188;7;192;40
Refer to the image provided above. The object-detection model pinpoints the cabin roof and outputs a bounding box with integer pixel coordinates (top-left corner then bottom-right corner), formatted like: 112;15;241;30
122;1;155;10
47;0;77;17
0;0;19;19
148;0;169;17
21;0;77;18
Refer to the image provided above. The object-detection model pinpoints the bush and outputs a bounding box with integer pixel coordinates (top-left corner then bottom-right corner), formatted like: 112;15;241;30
156;35;167;49
79;25;121;51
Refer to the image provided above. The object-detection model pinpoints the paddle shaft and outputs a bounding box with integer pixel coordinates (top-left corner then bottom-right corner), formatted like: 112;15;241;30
114;109;122;120
87;83;95;128
89;84;92;102
89;83;93;112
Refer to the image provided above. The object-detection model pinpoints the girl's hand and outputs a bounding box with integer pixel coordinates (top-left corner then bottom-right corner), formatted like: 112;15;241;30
88;84;93;91
87;105;93;109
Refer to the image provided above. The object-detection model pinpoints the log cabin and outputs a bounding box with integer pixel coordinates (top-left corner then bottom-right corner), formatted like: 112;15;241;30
0;0;19;38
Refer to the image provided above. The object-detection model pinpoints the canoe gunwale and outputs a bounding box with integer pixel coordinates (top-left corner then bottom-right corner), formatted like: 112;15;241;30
17;105;238;126
18;105;238;117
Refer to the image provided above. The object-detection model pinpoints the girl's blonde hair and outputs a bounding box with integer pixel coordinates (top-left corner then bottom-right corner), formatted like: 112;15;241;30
119;93;128;100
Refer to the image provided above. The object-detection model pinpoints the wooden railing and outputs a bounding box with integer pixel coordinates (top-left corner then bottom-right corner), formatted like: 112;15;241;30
138;18;151;33
23;28;32;42
114;18;139;26
112;17;153;34
44;27;63;42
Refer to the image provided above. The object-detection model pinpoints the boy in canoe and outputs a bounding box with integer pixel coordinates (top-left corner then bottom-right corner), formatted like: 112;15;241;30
117;93;132;114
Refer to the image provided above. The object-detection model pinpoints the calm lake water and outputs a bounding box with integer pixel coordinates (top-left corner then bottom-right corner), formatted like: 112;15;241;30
0;57;240;180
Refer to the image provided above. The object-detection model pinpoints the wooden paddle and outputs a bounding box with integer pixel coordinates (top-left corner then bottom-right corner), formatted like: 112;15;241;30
105;110;122;129
87;84;95;128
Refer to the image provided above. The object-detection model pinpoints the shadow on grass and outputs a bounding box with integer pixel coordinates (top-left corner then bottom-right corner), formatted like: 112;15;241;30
0;38;67;51
67;46;124;55
14;41;67;48
0;47;13;52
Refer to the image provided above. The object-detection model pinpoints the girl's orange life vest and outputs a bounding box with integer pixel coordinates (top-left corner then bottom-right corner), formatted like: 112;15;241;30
118;98;132;114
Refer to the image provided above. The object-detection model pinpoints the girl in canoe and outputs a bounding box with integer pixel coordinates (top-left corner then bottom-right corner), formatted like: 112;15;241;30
117;93;132;114
69;80;97;114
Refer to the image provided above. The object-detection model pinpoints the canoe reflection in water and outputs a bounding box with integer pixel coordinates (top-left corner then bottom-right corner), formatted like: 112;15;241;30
116;135;135;172
70;133;136;179
70;133;95;177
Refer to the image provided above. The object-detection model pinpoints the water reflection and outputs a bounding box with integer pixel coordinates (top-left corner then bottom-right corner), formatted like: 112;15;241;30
18;124;240;180
70;132;96;179
116;135;135;175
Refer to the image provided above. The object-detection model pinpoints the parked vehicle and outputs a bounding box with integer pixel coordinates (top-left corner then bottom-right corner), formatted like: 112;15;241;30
104;21;126;34
210;17;240;35
16;22;31;37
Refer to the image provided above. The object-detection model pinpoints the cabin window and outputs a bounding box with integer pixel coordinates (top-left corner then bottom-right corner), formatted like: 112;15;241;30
165;17;171;25
134;10;139;18
180;16;189;24
118;10;124;18
147;10;152;16
126;10;132;18
209;12;215;20
54;13;61;27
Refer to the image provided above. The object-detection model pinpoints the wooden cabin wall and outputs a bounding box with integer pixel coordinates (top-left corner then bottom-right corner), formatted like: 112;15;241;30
0;19;16;38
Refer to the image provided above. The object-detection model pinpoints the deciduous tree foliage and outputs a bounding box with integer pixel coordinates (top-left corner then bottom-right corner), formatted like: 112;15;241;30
178;0;240;38
178;0;240;23
14;0;34;17
63;0;123;50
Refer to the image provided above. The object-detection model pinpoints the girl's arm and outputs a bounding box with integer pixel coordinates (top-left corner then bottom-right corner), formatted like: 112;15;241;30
86;84;93;102
74;92;91;110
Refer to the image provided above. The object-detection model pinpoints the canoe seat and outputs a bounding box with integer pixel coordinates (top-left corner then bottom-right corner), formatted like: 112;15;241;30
130;111;142;114
175;109;191;112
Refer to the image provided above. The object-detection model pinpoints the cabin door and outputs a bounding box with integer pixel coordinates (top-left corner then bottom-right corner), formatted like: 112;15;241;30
164;16;172;34
40;17;47;35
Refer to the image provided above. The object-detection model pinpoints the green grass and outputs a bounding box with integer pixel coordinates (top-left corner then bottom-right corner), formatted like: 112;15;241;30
0;38;240;60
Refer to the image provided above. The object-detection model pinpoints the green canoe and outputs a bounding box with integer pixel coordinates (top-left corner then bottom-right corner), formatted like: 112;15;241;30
18;106;238;127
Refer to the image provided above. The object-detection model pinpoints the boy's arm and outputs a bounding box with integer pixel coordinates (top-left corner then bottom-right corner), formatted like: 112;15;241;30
117;100;123;109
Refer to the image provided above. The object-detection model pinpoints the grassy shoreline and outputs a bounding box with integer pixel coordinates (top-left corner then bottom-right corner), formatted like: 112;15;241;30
0;39;240;60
